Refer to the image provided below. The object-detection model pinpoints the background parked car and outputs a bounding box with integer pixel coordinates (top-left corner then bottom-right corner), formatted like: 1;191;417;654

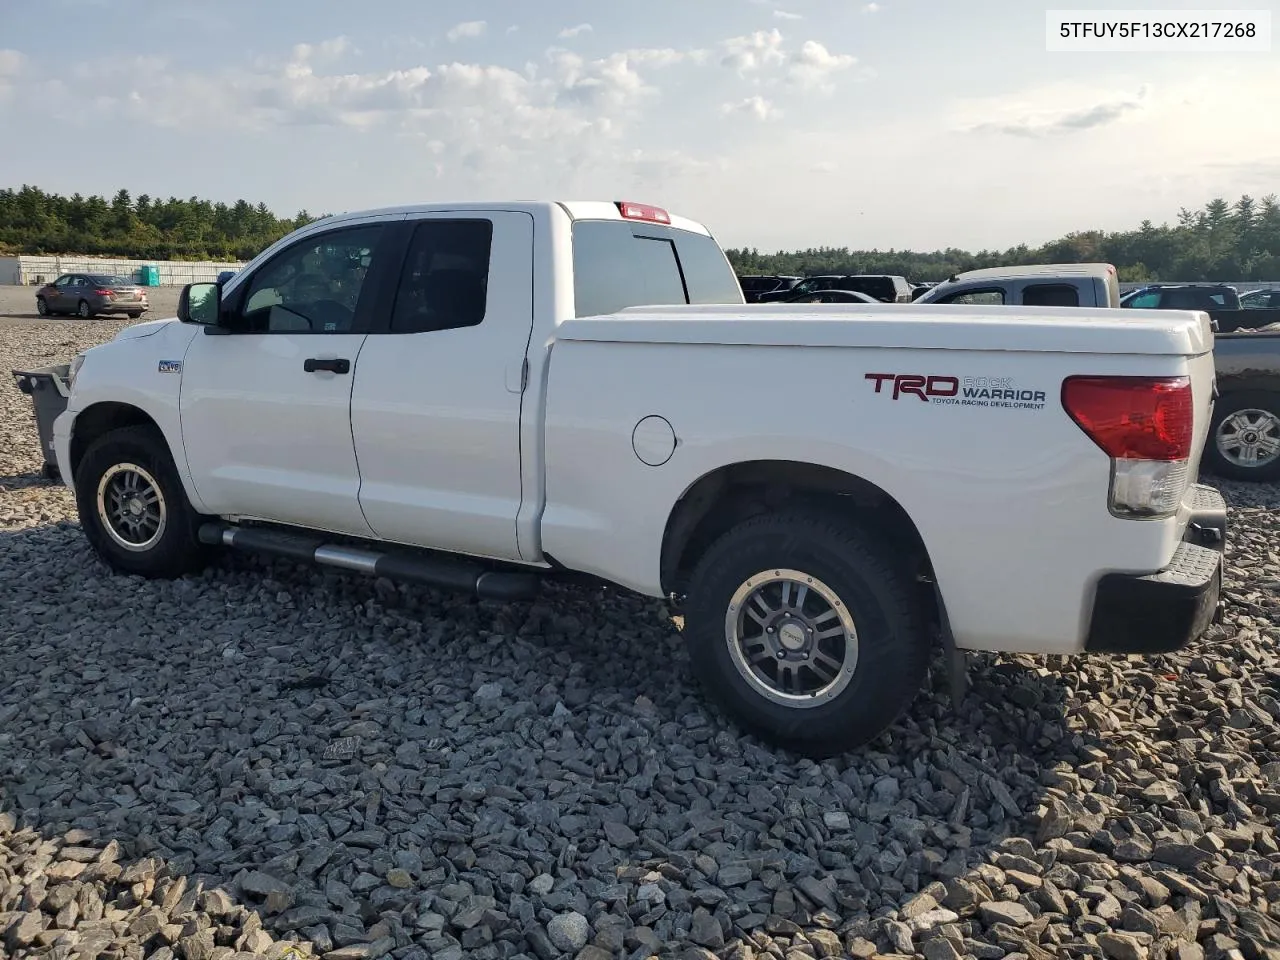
1241;288;1280;309
35;274;149;319
783;289;880;303
738;275;801;303
757;274;913;303
1120;283;1280;332
1121;283;1239;311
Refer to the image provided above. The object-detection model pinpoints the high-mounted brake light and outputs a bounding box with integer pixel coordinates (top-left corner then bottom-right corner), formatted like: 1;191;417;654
1062;375;1194;518
616;201;671;224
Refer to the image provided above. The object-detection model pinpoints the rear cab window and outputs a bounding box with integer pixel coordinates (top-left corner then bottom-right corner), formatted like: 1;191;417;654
1022;283;1080;307
570;219;744;317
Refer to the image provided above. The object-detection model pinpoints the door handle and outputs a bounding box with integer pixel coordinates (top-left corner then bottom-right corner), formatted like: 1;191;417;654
303;358;350;374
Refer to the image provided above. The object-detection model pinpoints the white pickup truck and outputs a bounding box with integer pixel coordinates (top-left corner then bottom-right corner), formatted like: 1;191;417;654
53;200;1227;757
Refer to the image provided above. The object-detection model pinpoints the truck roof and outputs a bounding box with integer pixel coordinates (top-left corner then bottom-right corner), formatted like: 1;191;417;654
305;200;713;237
949;262;1117;282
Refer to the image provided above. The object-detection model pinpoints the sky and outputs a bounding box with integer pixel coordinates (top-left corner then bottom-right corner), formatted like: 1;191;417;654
0;0;1276;252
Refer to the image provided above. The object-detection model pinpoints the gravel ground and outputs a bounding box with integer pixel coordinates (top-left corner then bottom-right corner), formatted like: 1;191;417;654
3;309;1280;960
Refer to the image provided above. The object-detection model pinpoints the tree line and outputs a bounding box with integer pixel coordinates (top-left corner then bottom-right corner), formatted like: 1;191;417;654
726;195;1280;282
0;185;321;262
2;185;1279;282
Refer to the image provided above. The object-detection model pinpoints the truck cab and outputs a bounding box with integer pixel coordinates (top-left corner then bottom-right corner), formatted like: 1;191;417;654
918;263;1121;308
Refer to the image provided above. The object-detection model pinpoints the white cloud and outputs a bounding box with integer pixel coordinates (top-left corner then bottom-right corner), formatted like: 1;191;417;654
506;25;519;34
811;160;838;172
292;37;351;62
0;49;25;76
558;24;593;38
721;29;786;74
721;95;780;121
446;20;487;42
773;10;802;20
957;83;1151;137
788;41;856;91
863;3;881;12
547;46;688;112
0;48;20;99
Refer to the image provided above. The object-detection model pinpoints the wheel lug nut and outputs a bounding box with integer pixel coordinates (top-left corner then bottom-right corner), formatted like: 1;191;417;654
776;651;786;660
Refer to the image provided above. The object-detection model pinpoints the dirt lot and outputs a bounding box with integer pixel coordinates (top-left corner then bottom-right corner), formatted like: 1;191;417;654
0;283;183;327
3;313;1280;960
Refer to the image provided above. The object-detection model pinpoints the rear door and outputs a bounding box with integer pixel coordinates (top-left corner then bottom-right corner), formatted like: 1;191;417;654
350;210;536;562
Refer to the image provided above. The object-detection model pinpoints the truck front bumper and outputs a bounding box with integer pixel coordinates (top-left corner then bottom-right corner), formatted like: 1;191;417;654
1083;483;1227;655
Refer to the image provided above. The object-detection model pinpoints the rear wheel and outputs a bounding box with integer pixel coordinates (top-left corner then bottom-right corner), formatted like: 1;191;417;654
74;425;211;578
77;299;94;319
1205;390;1280;482
681;510;931;758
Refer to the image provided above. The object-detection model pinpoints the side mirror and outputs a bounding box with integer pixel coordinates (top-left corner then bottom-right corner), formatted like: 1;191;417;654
178;282;222;327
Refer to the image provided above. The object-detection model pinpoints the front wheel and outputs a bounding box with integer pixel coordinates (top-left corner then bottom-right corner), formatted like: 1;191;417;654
681;510;931;758
36;296;48;316
1204;391;1280;482
73;425;211;578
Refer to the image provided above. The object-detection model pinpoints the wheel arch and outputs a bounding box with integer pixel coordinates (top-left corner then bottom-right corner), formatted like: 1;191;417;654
659;459;939;620
69;401;205;510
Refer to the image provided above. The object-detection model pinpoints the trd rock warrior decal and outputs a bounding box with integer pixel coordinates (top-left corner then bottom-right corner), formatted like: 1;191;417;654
865;373;1046;410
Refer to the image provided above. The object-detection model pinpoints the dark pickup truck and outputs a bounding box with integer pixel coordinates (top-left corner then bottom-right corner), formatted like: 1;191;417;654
1122;283;1280;333
1209;331;1280;481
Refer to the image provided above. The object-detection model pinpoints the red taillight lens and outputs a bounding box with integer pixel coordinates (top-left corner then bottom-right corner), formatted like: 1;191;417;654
1061;375;1193;461
93;288;113;296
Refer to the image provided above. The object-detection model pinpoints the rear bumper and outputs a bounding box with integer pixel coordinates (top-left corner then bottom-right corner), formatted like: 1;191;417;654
1083;483;1226;655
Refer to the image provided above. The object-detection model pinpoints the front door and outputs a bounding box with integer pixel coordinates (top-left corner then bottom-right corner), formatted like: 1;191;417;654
350;211;536;562
178;216;404;537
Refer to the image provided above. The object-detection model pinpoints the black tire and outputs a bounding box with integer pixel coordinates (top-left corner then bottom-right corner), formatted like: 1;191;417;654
73;425;211;578
1204;390;1280;482
36;296;48;316
681;510;931;758
127;312;144;319
77;299;93;319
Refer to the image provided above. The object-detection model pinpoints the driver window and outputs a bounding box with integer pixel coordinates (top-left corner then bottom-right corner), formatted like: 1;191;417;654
239;225;384;333
938;289;1004;305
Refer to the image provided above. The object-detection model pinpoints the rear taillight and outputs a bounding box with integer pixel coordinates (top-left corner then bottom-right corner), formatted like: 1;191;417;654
94;288;113;296
1062;375;1194;518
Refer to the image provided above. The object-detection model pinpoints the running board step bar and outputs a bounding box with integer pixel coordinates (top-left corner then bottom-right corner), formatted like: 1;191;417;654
197;523;541;601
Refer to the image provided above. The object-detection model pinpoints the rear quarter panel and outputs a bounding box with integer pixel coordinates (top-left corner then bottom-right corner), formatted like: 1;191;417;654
540;340;1203;655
